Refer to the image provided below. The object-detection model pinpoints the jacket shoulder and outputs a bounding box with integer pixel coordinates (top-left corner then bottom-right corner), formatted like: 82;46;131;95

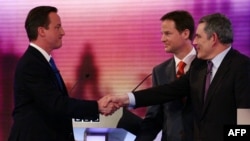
153;58;174;70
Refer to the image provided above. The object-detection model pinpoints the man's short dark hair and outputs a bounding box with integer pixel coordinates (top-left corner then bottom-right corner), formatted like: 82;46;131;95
161;10;195;40
25;6;58;41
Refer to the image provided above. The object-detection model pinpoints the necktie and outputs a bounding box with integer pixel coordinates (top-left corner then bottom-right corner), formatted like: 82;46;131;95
49;58;63;90
176;61;187;104
176;61;186;78
204;61;213;101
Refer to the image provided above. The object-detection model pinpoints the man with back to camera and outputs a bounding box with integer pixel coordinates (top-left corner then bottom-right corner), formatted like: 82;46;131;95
104;13;250;141
135;10;196;141
8;6;118;141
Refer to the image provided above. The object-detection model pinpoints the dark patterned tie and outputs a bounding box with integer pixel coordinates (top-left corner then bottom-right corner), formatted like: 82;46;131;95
49;58;63;90
204;61;213;101
176;61;186;78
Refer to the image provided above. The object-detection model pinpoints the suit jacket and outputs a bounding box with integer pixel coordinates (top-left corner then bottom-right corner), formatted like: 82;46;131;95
133;49;250;141
135;58;193;141
8;46;99;141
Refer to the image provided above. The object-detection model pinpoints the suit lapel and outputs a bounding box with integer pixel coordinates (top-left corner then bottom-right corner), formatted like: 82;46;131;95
28;46;68;94
156;58;176;85
192;60;207;117
165;59;176;82
201;49;233;116
198;65;207;105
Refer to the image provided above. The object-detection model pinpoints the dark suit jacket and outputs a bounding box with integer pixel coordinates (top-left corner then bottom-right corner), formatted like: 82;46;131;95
133;49;250;141
8;46;99;141
136;58;193;141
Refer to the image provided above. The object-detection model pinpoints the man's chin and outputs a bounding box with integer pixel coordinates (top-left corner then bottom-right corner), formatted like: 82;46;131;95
164;47;171;52
196;54;202;59
197;54;207;60
55;45;62;49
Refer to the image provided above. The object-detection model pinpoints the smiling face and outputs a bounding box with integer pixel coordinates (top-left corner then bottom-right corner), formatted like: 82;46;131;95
193;23;215;60
161;20;187;54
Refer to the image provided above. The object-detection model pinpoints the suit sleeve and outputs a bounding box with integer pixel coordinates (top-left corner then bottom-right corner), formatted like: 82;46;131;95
16;59;99;120
133;71;190;108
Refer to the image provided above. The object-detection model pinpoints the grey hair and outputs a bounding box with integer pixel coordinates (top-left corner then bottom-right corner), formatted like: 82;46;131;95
199;13;233;44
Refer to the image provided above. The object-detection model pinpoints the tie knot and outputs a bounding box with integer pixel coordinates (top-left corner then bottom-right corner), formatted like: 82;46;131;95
178;61;186;70
49;57;58;71
49;57;54;63
207;61;213;73
176;61;186;78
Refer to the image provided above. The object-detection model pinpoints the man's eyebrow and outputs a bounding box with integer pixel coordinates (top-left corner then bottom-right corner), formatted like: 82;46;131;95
195;33;201;37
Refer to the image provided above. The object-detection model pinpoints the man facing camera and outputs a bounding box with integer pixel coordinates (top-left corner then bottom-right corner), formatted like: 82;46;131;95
135;10;196;141
105;13;250;141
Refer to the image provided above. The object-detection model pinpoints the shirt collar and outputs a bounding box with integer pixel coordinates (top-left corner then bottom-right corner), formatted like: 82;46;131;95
30;42;51;62
174;47;196;67
210;46;231;69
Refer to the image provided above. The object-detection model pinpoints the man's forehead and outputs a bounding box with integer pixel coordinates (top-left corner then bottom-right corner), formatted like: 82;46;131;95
48;13;61;23
197;23;206;29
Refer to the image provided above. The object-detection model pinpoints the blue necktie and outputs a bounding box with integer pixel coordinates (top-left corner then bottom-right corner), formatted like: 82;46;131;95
49;58;63;90
204;61;213;101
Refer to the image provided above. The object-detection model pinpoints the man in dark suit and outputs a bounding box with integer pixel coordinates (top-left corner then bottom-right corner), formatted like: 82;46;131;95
105;13;250;141
8;6;117;141
135;11;196;141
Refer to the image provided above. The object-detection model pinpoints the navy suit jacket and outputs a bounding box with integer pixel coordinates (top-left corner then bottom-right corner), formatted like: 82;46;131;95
8;46;99;141
136;58;194;141
133;49;250;141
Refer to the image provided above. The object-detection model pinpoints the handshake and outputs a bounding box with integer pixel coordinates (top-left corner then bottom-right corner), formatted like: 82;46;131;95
97;94;130;116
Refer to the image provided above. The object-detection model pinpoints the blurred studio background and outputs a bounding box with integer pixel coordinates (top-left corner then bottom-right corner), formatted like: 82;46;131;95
0;0;250;140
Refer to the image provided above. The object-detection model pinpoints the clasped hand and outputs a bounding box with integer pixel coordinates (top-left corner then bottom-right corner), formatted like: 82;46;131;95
97;94;130;116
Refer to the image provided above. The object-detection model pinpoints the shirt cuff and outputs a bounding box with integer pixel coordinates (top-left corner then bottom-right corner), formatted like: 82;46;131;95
127;92;136;109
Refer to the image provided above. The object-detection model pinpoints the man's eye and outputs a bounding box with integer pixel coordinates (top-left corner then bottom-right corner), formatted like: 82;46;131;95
195;35;200;38
55;25;61;29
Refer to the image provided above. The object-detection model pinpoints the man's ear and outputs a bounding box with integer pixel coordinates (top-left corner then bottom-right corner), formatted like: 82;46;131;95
211;32;218;42
182;29;190;40
37;27;46;37
210;32;219;46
